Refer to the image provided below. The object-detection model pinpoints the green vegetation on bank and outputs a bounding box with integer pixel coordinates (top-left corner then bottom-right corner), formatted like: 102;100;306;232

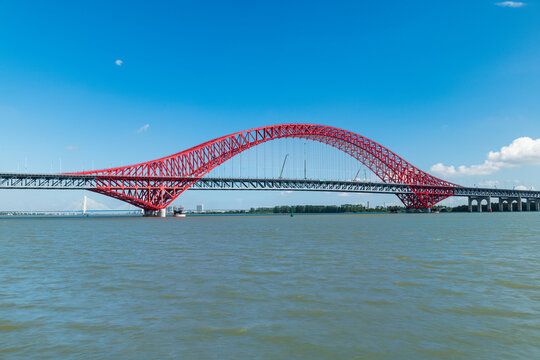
201;202;525;214
203;204;453;214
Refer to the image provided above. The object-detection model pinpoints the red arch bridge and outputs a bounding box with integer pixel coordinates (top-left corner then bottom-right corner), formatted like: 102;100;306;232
2;124;539;215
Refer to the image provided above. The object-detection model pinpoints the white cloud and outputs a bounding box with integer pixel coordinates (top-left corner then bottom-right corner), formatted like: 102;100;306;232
495;1;526;7
487;137;540;165
479;180;500;187
514;185;535;190
431;137;540;177
137;124;150;133
115;59;123;66
430;161;499;177
66;145;79;151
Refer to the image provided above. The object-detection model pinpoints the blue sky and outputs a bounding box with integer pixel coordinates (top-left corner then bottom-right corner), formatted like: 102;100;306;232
1;0;539;210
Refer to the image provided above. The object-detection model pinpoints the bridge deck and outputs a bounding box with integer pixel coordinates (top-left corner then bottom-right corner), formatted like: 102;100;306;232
1;173;539;199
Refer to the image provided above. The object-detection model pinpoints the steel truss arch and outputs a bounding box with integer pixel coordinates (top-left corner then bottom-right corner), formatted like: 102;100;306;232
72;124;460;210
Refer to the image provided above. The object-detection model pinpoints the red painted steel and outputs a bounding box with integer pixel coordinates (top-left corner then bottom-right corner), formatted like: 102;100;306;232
72;124;460;210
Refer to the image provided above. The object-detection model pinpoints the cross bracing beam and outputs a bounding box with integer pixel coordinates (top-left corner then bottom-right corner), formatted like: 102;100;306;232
1;173;540;200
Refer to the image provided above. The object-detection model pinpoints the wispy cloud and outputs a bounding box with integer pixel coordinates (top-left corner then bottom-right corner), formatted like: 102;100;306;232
478;180;500;187
495;1;526;7
431;137;540;177
137;124;150;133
431;161;498;177
66;145;79;151
115;59;123;66
515;185;535;190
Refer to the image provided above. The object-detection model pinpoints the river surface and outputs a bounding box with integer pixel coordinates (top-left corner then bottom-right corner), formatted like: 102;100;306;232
1;213;539;359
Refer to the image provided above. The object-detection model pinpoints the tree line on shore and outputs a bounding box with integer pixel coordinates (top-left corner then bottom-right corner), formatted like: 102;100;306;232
203;202;529;214
207;204;446;214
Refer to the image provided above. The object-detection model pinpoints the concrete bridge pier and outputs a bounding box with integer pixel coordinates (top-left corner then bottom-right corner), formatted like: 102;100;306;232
468;196;491;212
468;197;480;212
143;209;167;217
525;199;539;212
498;197;514;212
504;197;524;211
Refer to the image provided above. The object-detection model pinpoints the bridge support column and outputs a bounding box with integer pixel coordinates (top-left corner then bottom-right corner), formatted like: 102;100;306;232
518;197;523;212
468;197;473;212
143;209;156;217
143;209;167;217
487;196;491;212
498;199;504;212
526;199;531;212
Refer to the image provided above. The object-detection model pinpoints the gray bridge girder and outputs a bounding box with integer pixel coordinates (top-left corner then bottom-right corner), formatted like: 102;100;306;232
189;177;417;194
0;173;428;194
0;173;96;189
1;174;540;209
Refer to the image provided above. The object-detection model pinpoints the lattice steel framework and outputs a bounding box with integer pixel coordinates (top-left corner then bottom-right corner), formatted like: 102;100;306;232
71;124;460;210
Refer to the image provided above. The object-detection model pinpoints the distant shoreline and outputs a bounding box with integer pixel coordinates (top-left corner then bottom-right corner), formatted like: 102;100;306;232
1;202;515;218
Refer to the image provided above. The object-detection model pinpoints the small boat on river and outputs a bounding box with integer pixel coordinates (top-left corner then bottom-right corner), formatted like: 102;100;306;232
173;206;186;217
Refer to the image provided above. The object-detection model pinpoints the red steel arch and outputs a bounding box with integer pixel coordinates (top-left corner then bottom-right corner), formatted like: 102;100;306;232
72;124;459;210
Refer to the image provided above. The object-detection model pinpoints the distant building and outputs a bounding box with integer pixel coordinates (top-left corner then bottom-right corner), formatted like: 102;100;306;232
166;206;173;214
196;204;204;213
